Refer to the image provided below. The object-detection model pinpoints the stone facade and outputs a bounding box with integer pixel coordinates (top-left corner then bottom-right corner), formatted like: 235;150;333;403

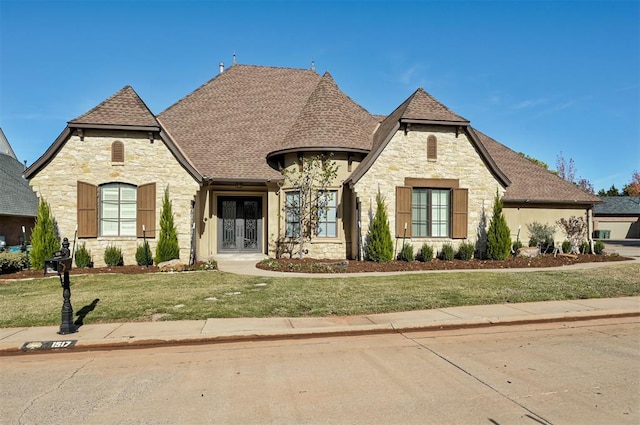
353;125;505;256
29;130;200;267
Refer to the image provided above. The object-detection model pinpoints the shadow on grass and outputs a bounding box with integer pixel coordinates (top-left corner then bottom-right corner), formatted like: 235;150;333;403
74;298;100;328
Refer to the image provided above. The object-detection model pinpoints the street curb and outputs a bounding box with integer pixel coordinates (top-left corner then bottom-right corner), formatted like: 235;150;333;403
2;310;638;357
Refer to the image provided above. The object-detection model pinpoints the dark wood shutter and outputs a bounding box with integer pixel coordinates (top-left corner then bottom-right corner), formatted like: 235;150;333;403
395;186;412;237
111;141;124;162
452;188;468;239
137;183;156;238
427;135;437;160
77;181;98;238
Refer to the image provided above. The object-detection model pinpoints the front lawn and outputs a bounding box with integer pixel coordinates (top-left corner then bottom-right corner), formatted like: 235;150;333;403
0;262;638;328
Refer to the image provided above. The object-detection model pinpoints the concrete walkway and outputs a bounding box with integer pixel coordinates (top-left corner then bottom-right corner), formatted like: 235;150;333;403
2;296;638;355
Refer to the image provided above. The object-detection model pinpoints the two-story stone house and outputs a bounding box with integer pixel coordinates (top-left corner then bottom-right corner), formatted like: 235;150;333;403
24;64;600;266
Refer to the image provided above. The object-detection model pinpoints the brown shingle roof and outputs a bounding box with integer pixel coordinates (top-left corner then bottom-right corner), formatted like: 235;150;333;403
275;72;377;153
474;129;601;204
70;86;159;128
158;65;323;181
401;88;469;123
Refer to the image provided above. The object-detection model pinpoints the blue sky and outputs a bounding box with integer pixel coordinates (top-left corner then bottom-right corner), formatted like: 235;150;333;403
1;0;638;192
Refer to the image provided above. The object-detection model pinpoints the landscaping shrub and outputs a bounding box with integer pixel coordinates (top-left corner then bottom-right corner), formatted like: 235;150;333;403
527;222;556;249
594;240;605;255
416;243;434;262
365;192;394;262
155;186;180;264
457;242;475;260
439;243;455;261
397;243;414;262
512;240;523;252
557;216;587;254
29;198;59;270
104;245;124;266
562;240;571;254
0;251;29;274
136;241;153;266
74;243;93;268
580;241;590;254
487;192;512;260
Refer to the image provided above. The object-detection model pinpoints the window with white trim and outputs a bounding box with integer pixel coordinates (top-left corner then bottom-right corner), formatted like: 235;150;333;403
100;183;137;236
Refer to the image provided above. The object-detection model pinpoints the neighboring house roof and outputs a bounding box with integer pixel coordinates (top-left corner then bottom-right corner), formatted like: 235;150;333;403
594;196;640;216
0;149;38;218
475;130;601;204
0;128;17;160
69;85;160;129
158;65;324;182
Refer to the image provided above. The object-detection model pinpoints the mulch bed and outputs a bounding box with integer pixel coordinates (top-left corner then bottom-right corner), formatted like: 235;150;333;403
0;255;632;280
256;254;632;274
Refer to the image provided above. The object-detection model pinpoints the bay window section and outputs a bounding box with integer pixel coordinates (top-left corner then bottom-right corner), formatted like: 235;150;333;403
317;190;337;237
285;191;301;238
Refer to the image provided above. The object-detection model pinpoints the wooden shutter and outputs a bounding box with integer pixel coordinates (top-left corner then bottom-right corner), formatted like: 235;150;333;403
77;181;98;238
452;188;468;239
395;186;412;237
137;183;156;238
111;141;124;162
427;135;437;160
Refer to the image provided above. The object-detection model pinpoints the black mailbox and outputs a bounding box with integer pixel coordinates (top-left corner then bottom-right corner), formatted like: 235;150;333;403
45;251;73;275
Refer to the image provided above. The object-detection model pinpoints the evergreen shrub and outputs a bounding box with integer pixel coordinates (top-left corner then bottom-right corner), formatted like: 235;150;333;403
562;240;571;253
416;243;434;262
487;192;512;260
74;243;93;268
594;240;605;255
136;241;153;266
29;199;59;270
457;242;475;260
439;243;455;261
155;186;180;264
397;243;414;262
365;193;394;262
580;241;590;254
104;245;124;266
0;252;29;273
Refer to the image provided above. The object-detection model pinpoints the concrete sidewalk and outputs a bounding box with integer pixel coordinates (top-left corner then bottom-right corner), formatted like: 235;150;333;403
2;296;638;355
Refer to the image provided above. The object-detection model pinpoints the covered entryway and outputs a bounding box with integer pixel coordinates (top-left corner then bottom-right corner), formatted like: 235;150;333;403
217;197;262;252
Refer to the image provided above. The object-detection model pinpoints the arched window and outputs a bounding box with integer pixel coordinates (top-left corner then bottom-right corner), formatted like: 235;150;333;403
111;141;124;162
427;135;437;161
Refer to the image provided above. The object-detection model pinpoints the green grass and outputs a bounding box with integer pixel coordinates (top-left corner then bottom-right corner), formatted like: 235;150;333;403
1;263;639;328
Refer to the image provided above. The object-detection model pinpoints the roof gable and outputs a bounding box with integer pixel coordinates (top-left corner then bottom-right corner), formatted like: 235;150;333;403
69;86;159;128
400;88;469;123
272;72;377;154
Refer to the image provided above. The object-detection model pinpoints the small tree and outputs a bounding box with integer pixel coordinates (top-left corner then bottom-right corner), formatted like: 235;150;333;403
155;186;180;264
557;216;587;254
280;155;339;259
29;198;59;270
365;192;394;262
486;191;512;260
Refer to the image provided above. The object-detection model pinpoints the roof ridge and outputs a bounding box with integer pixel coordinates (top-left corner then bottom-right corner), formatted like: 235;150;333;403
401;88;468;122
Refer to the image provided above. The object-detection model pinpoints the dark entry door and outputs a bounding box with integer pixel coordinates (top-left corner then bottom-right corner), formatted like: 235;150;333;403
218;197;262;252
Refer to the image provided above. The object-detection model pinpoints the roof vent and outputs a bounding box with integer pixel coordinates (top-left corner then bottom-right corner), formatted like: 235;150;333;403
219;62;224;74
232;52;237;65
311;60;316;72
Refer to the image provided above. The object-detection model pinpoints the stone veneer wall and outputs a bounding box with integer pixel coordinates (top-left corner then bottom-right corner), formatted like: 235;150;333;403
29;130;200;267
353;126;505;256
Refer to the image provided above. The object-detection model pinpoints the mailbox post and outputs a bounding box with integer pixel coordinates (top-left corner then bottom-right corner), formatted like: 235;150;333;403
45;237;76;335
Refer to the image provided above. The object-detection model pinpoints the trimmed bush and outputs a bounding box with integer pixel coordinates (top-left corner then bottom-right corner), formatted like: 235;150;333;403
365;192;394;262
136;241;153;266
457;242;475;260
417;243;434;262
155;186;180;264
439;243;455;261
0;252;29;274
562;240;571;254
487;192;512;260
104;245;124;267
594;240;605;255
512;240;523;252
397;243;414;262
74;243;93;268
